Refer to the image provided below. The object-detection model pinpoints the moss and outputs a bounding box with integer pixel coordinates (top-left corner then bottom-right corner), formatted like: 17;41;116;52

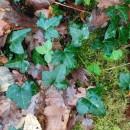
78;29;130;130
71;121;84;130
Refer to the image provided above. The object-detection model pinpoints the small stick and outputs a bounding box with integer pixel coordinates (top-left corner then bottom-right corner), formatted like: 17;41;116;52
105;63;130;71
54;2;90;14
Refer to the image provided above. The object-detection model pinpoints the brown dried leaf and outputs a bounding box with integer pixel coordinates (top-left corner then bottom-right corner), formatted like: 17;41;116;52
0;67;14;92
29;0;55;10
87;9;109;32
12;70;26;86
0;55;8;64
27;64;45;80
96;0;122;8
44;105;70;130
72;68;91;87
71;87;86;106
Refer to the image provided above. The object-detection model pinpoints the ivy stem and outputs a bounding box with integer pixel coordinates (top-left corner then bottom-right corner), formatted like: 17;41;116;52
54;2;90;14
104;63;130;71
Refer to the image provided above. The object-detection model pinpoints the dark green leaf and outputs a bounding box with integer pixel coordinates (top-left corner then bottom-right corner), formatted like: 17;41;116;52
31;50;45;65
75;0;90;5
122;0;130;4
91;39;102;50
6;82;34;109
106;6;118;17
54;80;68;90
64;45;80;54
51;5;63;15
4;53;30;73
8;28;31;54
116;4;129;22
42;64;66;87
104;23;117;39
76;88;106;116
118;26;129;43
119;73;130;89
69;24;89;47
102;39;119;56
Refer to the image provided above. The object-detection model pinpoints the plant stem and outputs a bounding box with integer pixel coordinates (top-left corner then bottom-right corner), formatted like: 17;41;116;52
54;2;90;14
104;63;130;71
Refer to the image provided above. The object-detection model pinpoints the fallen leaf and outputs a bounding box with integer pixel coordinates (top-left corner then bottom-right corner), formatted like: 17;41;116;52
44;105;70;130
23;113;42;130
0;66;14;92
0;55;8;64
72;68;91;87
96;0;122;8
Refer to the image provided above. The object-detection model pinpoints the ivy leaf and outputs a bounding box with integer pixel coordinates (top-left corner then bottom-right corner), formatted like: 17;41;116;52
122;0;130;4
45;28;59;39
118;26;129;43
106;6;118;17
75;0;90;5
69;24;89;47
104;49;123;61
54;80;68;90
44;15;62;30
4;53;30;73
116;4;129;22
36;13;62;39
91;39;102;50
76;88;106;115
9;126;16;130
8;28;31;54
110;15;120;26
36;13;46;30
31;50;45;65
87;62;101;75
51;5;63;15
36;40;53;63
42;64;66;87
6;82;35;109
119;73;130;90
104;23;117;39
102;39;119;56
51;47;78;69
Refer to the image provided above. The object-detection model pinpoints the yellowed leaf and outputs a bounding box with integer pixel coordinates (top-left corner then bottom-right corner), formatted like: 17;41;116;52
23;113;42;130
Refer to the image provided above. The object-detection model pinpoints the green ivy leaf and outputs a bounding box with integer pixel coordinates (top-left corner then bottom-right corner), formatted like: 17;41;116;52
36;40;53;63
9;126;16;130
4;53;30;73
122;0;130;4
104;23;117;39
75;0;90;5
102;39;119;56
87;62;101;75
119;73;130;90
54;80;68;90
42;64;66;87
106;6;118;17
51;5;63;15
118;26;129;43
36;13;62;39
76;88;106;115
104;49;123;61
116;4;129;22
69;24;89;47
45;27;59;39
31;50;45;65
6;82;36;109
91;39;102;50
8;28;31;54
51;47;78;69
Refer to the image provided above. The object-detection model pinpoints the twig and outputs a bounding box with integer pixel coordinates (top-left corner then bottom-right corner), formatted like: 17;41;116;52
104;63;130;71
54;2;90;14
